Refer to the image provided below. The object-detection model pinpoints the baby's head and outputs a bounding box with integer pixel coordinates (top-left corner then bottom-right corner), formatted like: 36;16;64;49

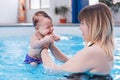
32;11;53;36
32;11;52;28
37;17;54;36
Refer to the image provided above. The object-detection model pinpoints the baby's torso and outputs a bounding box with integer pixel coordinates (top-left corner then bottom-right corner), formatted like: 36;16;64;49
28;48;42;59
28;33;43;59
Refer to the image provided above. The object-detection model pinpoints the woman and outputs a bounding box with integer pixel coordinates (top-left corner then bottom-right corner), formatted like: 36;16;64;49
41;3;114;80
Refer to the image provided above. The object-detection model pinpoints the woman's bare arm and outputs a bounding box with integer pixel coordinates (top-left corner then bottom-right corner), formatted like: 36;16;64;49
49;43;69;62
41;45;110;74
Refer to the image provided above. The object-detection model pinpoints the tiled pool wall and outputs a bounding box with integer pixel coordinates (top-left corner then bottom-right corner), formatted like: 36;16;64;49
0;24;120;37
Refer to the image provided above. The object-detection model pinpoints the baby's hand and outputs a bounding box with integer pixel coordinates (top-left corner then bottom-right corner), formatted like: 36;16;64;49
50;33;60;41
53;35;60;41
44;35;55;44
44;33;60;44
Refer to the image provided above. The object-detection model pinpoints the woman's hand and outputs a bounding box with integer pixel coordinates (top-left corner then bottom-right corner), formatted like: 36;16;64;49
42;34;60;49
42;35;55;48
44;35;55;43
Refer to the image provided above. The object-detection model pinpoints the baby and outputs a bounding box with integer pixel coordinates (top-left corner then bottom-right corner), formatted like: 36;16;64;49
24;11;60;66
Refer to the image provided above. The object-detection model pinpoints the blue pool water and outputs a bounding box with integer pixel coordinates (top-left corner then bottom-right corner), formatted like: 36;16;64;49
0;35;120;80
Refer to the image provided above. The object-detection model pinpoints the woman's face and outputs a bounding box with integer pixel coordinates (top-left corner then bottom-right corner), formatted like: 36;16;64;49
80;21;89;40
38;18;54;36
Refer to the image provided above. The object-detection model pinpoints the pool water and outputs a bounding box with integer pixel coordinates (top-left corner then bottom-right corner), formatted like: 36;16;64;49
0;35;120;80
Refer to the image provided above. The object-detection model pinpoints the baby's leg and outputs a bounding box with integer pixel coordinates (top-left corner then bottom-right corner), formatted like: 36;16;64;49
30;62;38;66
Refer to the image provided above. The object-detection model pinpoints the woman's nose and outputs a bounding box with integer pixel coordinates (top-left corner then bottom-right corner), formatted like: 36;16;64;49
79;25;82;30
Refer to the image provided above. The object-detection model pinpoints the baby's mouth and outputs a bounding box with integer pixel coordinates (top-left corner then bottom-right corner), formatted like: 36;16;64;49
47;32;52;35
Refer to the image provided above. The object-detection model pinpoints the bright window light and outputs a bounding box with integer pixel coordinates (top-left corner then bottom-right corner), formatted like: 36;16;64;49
30;0;50;9
89;0;99;5
30;0;40;9
113;0;120;4
41;0;50;8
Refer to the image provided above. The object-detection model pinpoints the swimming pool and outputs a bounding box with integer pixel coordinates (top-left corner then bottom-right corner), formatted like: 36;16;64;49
0;25;120;80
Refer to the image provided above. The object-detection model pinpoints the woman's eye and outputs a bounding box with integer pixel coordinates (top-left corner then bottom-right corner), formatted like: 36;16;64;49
80;23;84;25
81;22;84;25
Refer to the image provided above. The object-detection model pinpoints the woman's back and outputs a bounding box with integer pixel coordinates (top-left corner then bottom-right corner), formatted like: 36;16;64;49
85;43;113;75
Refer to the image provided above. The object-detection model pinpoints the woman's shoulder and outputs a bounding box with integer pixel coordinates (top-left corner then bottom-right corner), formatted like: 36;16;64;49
80;44;106;59
87;44;105;54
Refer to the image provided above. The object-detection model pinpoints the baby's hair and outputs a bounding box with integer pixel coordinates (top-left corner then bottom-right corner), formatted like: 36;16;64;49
32;11;52;27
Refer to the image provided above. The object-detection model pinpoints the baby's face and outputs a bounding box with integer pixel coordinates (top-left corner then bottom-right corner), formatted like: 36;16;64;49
38;18;54;36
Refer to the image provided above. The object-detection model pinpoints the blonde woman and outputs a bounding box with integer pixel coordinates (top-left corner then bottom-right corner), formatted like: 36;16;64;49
41;3;114;80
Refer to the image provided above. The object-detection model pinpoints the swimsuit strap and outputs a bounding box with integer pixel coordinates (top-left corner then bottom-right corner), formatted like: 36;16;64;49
87;42;94;47
88;43;94;47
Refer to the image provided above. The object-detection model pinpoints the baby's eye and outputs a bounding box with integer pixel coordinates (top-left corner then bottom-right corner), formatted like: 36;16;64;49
50;24;53;27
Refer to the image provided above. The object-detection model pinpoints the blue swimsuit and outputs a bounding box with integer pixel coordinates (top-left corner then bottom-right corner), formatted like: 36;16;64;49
24;54;42;64
64;73;113;80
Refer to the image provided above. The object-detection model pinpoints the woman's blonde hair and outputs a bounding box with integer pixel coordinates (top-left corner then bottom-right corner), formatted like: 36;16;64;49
78;3;114;60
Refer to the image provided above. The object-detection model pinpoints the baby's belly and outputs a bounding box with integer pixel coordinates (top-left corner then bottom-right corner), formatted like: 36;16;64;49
29;49;42;59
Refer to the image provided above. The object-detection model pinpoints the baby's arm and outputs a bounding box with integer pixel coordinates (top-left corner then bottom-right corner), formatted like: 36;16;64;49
30;34;49;49
30;33;59;49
